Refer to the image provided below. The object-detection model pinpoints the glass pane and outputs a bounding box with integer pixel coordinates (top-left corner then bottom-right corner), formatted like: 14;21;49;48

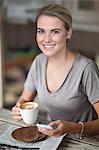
78;0;94;10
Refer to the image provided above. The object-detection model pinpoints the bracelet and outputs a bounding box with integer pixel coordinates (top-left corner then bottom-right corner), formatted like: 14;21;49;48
78;122;84;139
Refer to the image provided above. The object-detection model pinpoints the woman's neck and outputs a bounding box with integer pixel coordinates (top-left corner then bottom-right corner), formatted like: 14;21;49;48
47;50;75;68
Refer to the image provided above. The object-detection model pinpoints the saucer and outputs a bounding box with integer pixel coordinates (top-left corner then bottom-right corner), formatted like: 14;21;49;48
12;126;46;142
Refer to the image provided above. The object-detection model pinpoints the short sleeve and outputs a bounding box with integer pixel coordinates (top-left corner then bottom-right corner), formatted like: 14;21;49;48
82;62;99;104
24;58;37;93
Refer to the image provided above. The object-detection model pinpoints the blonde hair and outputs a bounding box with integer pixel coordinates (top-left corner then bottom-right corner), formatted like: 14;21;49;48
36;4;72;31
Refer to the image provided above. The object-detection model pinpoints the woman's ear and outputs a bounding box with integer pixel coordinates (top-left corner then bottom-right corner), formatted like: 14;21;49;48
67;27;72;39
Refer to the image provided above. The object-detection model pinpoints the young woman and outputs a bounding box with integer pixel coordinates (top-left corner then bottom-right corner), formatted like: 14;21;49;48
12;4;99;137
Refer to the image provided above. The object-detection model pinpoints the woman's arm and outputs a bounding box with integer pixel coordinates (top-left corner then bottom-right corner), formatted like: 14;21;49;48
38;102;99;137
17;88;37;104
93;101;99;118
38;119;99;137
83;119;99;135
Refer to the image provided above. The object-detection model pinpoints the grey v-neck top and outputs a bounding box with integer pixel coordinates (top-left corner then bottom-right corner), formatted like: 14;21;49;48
24;53;99;122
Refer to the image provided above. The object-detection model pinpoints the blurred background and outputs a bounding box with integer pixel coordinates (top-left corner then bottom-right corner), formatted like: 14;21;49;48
0;0;99;109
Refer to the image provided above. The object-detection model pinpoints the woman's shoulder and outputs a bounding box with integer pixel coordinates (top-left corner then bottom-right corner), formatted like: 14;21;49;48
74;53;98;71
30;53;47;71
76;53;98;72
77;53;94;66
35;53;47;61
31;53;47;68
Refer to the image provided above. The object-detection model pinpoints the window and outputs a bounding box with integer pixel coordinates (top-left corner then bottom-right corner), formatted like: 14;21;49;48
64;0;99;32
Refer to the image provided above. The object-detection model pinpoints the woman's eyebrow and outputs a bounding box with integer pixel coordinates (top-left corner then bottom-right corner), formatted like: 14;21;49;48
37;28;43;30
52;28;62;31
51;28;62;31
37;28;62;30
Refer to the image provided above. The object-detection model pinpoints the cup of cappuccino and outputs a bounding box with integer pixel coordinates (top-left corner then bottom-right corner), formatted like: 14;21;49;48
20;102;38;125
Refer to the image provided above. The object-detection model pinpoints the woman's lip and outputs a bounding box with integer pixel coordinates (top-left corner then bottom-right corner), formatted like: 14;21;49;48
43;44;55;48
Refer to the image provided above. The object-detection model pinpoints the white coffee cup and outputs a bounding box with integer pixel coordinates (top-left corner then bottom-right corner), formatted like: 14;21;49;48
20;102;38;125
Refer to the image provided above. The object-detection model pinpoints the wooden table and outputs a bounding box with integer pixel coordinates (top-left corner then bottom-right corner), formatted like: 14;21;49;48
0;108;99;150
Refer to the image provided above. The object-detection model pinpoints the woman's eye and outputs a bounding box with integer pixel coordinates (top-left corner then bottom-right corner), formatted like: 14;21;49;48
37;29;44;34
52;30;60;34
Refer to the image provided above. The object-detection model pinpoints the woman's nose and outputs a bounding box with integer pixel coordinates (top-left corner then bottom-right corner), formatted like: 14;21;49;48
44;33;52;42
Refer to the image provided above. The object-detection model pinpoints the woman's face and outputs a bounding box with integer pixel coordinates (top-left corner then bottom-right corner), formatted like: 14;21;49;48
36;15;70;57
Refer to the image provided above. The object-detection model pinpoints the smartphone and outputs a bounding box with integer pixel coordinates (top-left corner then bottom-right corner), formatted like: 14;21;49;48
36;123;53;130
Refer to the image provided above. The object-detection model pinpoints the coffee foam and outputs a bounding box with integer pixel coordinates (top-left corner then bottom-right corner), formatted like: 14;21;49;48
20;102;37;110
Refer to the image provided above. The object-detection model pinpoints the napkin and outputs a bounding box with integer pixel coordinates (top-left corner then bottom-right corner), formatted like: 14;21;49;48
0;125;66;150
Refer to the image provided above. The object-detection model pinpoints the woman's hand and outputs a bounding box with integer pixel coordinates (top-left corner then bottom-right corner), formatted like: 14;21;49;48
11;88;36;121
11;101;22;121
11;98;26;121
38;120;71;137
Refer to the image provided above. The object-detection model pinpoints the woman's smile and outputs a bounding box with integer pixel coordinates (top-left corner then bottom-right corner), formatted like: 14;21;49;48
36;15;68;57
43;44;56;49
